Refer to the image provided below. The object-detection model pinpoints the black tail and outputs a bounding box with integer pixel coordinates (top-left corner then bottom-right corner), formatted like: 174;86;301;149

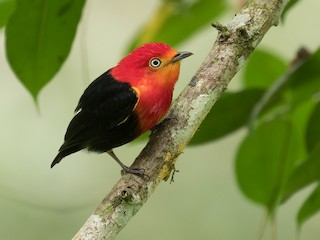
51;145;83;168
51;152;64;168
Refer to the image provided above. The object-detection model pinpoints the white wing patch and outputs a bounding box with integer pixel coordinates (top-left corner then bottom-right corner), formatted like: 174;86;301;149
75;108;82;115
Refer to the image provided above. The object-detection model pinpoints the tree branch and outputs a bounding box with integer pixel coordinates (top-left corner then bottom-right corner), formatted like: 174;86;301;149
72;0;288;239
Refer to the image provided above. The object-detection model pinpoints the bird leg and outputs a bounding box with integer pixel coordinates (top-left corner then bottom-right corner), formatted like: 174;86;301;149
107;150;148;179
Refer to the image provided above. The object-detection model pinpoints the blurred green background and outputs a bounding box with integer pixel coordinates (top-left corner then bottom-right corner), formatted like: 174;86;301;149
1;0;320;239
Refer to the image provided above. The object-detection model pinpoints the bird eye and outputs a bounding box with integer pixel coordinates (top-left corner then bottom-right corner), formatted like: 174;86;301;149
149;58;162;68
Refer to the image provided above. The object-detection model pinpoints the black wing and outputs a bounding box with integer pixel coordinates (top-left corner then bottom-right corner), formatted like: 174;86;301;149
64;70;138;142
51;70;138;167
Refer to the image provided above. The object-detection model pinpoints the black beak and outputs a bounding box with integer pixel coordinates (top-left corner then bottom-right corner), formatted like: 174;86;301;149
171;51;193;63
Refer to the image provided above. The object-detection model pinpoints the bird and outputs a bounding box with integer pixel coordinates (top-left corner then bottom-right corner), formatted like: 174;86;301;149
51;42;192;176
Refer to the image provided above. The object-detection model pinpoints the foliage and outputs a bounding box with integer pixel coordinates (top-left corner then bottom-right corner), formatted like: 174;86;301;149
190;89;266;145
0;0;15;28
1;0;318;238
126;0;226;52
234;47;320;228
282;0;300;20
5;0;85;99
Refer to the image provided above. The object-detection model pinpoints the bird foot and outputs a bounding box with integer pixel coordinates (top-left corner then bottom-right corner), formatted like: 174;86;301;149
121;166;149;179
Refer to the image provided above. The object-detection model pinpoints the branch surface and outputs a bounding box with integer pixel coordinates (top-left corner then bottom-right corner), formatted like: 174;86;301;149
73;0;288;239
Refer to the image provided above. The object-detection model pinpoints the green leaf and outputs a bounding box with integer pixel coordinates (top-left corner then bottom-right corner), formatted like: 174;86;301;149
5;0;85;99
306;101;320;152
288;99;313;160
131;131;148;143
247;48;319;128
0;0;15;28
235;118;299;212
297;183;320;227
243;48;287;88
190;89;265;145
282;144;320;203
289;48;320;105
127;0;226;51
282;0;300;21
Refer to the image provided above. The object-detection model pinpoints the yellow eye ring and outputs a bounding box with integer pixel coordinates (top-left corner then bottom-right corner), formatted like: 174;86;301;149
149;58;162;68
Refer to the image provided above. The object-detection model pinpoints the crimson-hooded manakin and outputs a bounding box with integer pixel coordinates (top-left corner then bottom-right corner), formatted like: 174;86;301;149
51;42;192;175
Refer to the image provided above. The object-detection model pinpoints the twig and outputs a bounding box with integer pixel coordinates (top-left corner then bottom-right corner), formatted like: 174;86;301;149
72;0;289;239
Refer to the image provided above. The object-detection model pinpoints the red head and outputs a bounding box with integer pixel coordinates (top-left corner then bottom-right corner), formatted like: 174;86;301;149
111;42;192;133
111;42;192;89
